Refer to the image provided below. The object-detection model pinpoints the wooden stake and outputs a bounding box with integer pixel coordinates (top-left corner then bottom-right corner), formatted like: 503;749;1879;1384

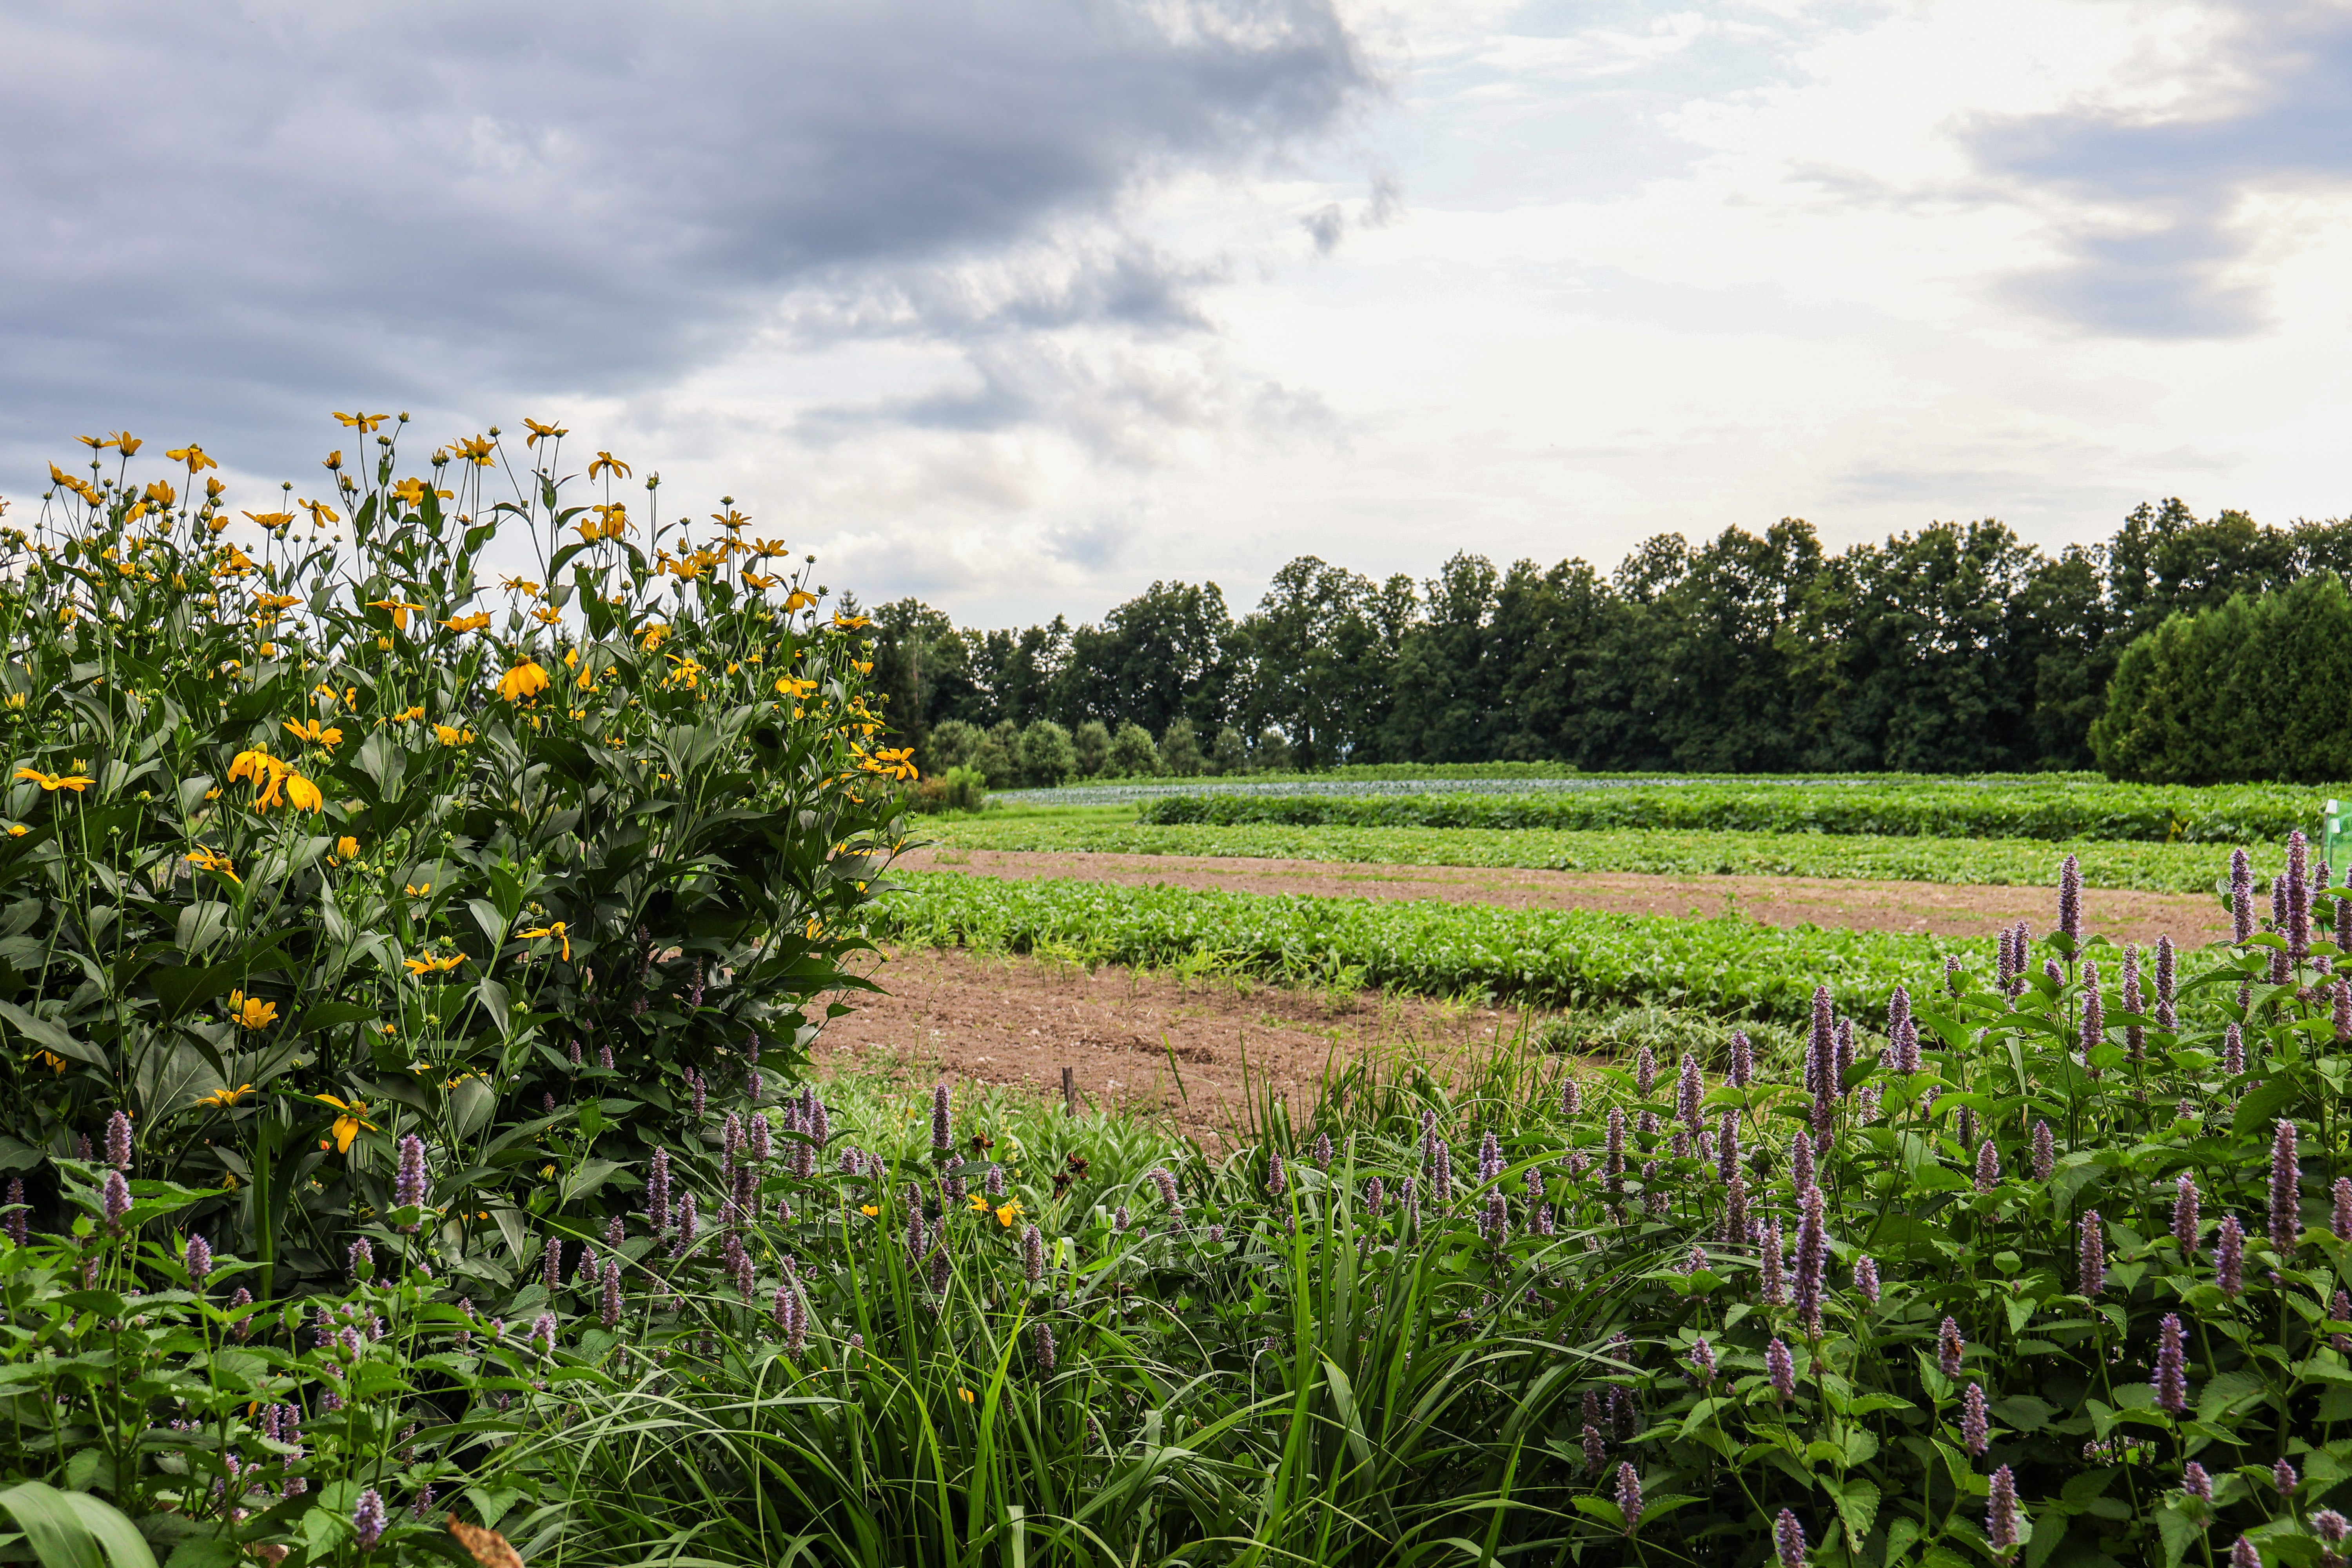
1061;1065;1075;1116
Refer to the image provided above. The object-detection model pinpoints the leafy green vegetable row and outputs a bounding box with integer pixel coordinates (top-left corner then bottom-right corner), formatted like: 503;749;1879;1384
1135;779;2333;843
930;817;2256;894
874;870;1989;1023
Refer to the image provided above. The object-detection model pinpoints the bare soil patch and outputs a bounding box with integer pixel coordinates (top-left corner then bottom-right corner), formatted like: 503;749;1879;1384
816;944;1520;1143
898;846;2228;947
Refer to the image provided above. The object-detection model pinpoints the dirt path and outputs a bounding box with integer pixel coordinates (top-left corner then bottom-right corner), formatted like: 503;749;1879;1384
815;945;1522;1143
899;847;2230;947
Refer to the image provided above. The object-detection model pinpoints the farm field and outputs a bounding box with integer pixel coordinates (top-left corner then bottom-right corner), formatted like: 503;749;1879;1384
923;813;2259;896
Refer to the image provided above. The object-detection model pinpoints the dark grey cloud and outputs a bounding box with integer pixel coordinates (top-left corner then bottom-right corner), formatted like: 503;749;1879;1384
0;0;1368;476
1971;1;2352;339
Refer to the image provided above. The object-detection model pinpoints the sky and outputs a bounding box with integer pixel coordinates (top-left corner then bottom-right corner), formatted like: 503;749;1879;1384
4;0;2349;627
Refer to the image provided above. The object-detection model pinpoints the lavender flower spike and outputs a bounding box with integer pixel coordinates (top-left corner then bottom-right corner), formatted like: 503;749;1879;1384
2079;959;2103;1059
1986;1465;2022;1557
1853;1254;1880;1306
1962;1382;1989;1455
2156;933;2178;1030
2174;1173;2201;1256
1634;1045;1657;1098
1773;1510;1807;1568
1975;1140;2000;1194
393;1134;428;1230
1730;1030;1753;1088
2269;1118;2301;1257
2153;1313;2189;1414
102;1169;132;1233
105;1109;133;1172
2232;1539;2263;1568
931;1083;952;1152
2216;1213;2245;1297
1937;1316;1965;1380
2182;1461;2212;1500
1614;1462;1643;1534
2031;1121;2054;1183
2276;1457;2299;1496
1766;1336;1795;1403
1794;1183;1828;1339
2288;828;2313;961
353;1488;387;1552
1676;1053;1704;1135
2078;1211;2105;1298
2231;848;2255;943
2335;1176;2352;1243
185;1234;212;1286
2058;853;2082;944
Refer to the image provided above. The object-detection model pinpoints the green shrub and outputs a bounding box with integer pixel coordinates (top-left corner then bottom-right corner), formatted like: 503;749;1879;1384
1156;716;1202;777
1019;719;1077;786
1072;718;1111;777
1209;724;1249;775
1106;721;1158;777
2092;572;2352;783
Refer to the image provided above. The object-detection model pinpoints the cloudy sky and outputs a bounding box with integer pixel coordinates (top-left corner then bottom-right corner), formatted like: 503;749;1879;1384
4;0;2348;625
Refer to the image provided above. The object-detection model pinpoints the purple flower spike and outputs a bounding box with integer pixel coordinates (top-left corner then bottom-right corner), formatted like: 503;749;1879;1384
1581;1423;1606;1475
1676;1053;1704;1134
2269;1119;2301;1256
105;1109;132;1172
2232;1538;2262;1568
1937;1316;1965;1380
1766;1336;1795;1403
2121;945;2145;1061
2183;1461;2212;1500
1760;1219;1785;1306
353;1488;387;1552
2311;1510;2349;1556
2231;849;2254;943
647;1147;671;1233
1634;1045;1657;1098
2058;853;2082;944
393;1134;428;1229
2174;1173;2201;1256
1853;1254;1880;1306
2079;959;2103;1059
102;1169;132;1233
2288;829;2312;961
1774;1509;1807;1568
600;1258;622;1329
2216;1213;2245;1297
185;1234;212;1287
1987;1465;2022;1556
2275;1457;2299;1496
2156;934;2178;1030
4;1176;24;1247
2031;1121;2054;1183
2224;1024;2245;1078
1730;1031;1753;1088
2335;1177;2352;1243
2337;979;2352;1044
2153;1314;2189;1414
1033;1319;1057;1373
1266;1151;1287;1198
1477;1131;1502;1186
1794;1184;1828;1339
2078;1211;2105;1298
1614;1462;1642;1535
1975;1140;2000;1194
1022;1223;1045;1284
1688;1336;1716;1382
931;1083;952;1151
346;1236;373;1281
1560;1077;1582;1116
1962;1381;1989;1455
543;1235;564;1293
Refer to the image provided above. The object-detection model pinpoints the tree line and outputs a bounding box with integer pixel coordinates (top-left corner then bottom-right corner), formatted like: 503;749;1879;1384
853;499;2352;785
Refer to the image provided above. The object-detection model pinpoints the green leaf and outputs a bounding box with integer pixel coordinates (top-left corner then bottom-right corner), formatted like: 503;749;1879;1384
1830;1476;1881;1544
0;1483;156;1568
0;1002;104;1068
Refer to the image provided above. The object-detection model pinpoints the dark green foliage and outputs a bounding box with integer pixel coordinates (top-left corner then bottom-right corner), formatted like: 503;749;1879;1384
2094;573;2352;784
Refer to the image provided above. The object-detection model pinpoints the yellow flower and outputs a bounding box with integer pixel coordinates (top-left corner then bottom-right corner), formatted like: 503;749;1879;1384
4;825;27;839
783;589;818;612
332;412;388;432
13;768;92;793
513;921;570;961
452;435;496;467
831;613;871;630
254;592;301;612
860;1204;880;1217
166;444;218;474
227;991;279;1030
440;612;491;633
639;622;670;651
776;676;817;699
403;882;432;898
498;662;551;703
75;434;113;451
995;1201;1022;1227
433;724;473;746
283;717;343;749
333;835;359;860
532;606;563;627
185;848;240;884
710;506;751;530
742;571;780;590
957;1388;975;1405
391;706;425;722
587;451;632;480
313;1093;376;1152
390;477;425;506
144;479;177;507
522;417;568;447
966;1193;991;1214
296;498;338;527
404;952;466;975
282;773;323;812
198;1084;254;1109
367;598;423;630
500;575;543;597
34;1050;67;1074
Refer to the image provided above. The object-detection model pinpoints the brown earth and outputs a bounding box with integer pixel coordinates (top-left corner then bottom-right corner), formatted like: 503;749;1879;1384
814;944;1523;1144
897;846;2232;946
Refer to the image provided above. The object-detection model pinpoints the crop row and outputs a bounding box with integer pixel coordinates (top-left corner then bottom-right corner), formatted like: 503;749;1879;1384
930;817;2259;894
873;870;1987;1024
1134;779;2331;843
